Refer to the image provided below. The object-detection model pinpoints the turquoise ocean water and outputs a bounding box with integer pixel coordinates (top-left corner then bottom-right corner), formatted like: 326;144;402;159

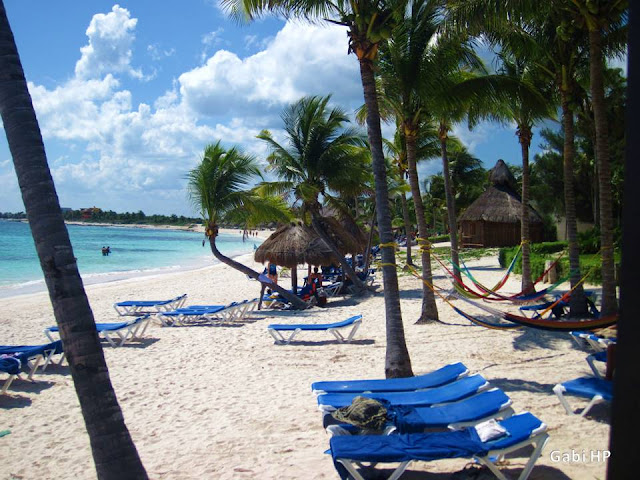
0;220;259;298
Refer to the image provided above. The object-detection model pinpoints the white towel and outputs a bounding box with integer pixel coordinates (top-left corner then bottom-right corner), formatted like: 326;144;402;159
474;419;507;442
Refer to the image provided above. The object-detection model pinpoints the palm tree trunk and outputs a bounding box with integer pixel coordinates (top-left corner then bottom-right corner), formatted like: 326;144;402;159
439;129;461;286
310;214;365;292
589;28;617;315
561;90;587;315
400;193;414;265
608;4;639;470
358;54;413;378
208;237;308;310
363;204;376;275
0;4;148;478
517;127;534;294
405;129;439;323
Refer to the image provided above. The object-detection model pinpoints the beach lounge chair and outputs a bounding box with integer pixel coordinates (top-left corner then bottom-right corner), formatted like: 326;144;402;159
0;340;65;393
268;315;363;345
317;374;490;413
323;281;344;298
326;388;514;435
44;315;150;347
312;362;469;395
155;306;225;327
552;376;612;416
1;356;21;394
113;294;187;316
585;350;607;379
330;412;549;480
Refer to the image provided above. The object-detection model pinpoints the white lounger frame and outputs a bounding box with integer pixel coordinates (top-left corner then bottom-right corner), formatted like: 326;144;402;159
335;422;549;480
268;317;362;345
44;315;150;348
552;383;608;417
155;299;258;327
113;294;187;316
1;344;66;394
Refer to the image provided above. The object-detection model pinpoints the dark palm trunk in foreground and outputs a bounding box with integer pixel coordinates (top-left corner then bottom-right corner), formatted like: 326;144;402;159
608;5;639;473
0;3;147;478
358;52;413;378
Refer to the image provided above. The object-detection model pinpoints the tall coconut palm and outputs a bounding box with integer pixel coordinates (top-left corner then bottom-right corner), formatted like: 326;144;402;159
572;0;627;316
187;142;307;309
494;52;557;294
256;95;368;292
223;0;414;377
382;122;441;319
0;3;147;478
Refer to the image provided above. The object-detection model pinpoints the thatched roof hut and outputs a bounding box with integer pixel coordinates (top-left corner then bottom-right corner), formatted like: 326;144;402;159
254;221;337;268
458;160;543;247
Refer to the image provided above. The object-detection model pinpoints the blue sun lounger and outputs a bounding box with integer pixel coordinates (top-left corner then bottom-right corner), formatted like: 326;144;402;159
268;315;363;345
325;388;514;436
1;356;21;394
113;294;187;316
312;362;469;395
330;412;549;480
45;316;150;347
0;340;65;393
317;374;489;413
553;376;612;417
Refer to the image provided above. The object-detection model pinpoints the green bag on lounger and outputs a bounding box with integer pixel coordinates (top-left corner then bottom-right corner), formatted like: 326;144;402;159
331;396;388;432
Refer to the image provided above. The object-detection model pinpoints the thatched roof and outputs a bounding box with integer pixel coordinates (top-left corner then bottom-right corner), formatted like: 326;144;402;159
337;214;368;252
316;216;362;255
459;160;543;224
254;221;337;267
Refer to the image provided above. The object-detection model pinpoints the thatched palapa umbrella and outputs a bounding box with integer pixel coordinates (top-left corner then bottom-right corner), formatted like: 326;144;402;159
255;221;337;294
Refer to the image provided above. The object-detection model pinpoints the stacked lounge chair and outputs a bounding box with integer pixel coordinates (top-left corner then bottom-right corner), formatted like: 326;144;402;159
312;362;549;480
268;314;362;345
44;315;150;348
555;329;615;416
113;294;187;316
155;298;258;327
0;340;65;394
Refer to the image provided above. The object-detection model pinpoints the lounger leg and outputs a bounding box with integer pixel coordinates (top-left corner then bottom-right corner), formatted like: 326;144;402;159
336;459;411;480
102;332;118;348
476;433;548;480
553;385;575;415
268;329;300;344
1;374;16;395
26;355;43;381
586;355;603;379
43;329;56;343
581;395;605;417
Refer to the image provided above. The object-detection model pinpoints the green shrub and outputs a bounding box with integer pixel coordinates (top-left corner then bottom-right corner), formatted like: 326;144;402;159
530;241;567;254
429;234;450;243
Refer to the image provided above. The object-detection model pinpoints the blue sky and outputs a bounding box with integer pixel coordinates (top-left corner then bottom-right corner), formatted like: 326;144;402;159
1;1;556;216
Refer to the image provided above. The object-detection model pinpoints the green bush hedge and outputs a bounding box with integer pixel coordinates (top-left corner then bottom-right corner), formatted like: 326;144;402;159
498;242;620;285
429;234;450;243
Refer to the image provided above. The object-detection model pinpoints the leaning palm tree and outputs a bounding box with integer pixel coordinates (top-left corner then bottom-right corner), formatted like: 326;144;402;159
257;95;368;292
223;0;414;378
187;142;307;309
0;3;147;478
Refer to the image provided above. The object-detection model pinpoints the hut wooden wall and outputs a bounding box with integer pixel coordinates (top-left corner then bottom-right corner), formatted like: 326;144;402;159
461;221;543;247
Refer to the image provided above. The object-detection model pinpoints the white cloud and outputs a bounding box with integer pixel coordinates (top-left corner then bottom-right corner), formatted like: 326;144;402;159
75;5;143;80
179;21;361;118
11;15;368;214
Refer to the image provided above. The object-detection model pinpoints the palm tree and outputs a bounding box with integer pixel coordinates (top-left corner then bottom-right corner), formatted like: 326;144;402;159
0;3;147;478
187;142;307;309
257;95;368;292
494;52;557;294
573;0;627;316
223;0;414;377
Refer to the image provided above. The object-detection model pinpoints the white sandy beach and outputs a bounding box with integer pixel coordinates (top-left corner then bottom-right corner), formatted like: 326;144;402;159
0;251;610;480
